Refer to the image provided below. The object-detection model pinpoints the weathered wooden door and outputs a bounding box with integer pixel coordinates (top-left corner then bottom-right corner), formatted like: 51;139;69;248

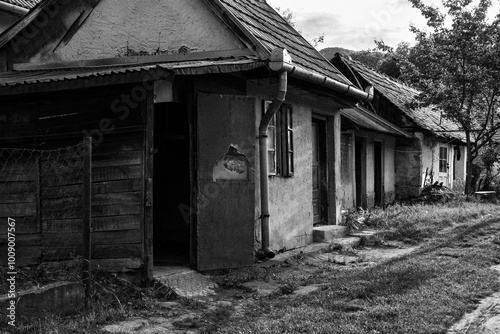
312;118;327;224
196;93;255;270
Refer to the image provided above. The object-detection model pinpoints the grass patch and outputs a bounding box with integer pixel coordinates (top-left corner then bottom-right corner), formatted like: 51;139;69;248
209;202;500;334
0;270;176;333
357;200;498;243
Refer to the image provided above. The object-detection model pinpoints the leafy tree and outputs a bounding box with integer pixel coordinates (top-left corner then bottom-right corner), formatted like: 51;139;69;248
380;0;500;195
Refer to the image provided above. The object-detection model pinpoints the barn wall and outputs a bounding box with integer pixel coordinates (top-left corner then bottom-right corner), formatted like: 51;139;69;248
0;84;144;270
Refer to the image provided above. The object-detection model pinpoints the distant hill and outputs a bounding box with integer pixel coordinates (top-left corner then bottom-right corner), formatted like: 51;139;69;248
319;47;356;60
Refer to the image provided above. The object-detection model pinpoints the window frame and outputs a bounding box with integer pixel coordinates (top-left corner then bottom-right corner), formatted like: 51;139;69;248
263;101;294;177
439;146;449;174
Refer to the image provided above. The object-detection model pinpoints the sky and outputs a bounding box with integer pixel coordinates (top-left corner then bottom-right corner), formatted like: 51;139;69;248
266;0;500;51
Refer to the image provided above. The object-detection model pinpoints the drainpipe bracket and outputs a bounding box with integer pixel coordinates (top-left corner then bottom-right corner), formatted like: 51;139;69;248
269;48;293;72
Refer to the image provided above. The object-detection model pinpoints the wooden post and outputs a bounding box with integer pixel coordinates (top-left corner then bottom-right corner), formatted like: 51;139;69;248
82;137;92;307
327;110;342;224
143;88;154;285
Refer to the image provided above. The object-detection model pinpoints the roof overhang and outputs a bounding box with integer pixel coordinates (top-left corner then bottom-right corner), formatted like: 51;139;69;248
0;56;266;95
341;104;411;138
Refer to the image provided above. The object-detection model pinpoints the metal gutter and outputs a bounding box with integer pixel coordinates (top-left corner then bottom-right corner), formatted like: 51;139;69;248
0;1;28;16
269;49;374;102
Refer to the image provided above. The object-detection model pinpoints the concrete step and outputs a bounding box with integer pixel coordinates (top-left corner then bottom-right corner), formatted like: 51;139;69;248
313;225;348;243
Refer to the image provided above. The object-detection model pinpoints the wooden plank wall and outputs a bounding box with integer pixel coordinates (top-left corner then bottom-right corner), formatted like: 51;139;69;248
0;84;144;271
0;149;41;266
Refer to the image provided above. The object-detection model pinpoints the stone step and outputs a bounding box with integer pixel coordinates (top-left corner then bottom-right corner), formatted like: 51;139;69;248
349;230;385;244
153;266;218;298
313;225;348;243
330;237;362;250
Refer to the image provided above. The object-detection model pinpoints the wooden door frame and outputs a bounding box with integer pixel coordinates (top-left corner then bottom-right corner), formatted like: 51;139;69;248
142;87;154;284
312;115;328;225
326;111;342;225
354;135;367;209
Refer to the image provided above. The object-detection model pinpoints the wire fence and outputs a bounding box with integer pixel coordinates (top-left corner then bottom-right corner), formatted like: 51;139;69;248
0;140;92;301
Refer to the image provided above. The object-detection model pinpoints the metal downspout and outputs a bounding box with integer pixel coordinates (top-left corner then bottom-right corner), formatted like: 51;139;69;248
259;72;287;259
259;48;372;258
0;2;29;16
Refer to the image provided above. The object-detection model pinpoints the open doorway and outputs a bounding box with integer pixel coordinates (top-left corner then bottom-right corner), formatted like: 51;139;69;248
312;117;327;225
355;137;366;209
374;141;384;207
153;102;191;266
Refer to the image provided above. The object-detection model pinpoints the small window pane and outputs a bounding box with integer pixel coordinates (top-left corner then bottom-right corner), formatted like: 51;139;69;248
288;152;294;175
439;147;448;173
268;151;276;175
268;127;276;150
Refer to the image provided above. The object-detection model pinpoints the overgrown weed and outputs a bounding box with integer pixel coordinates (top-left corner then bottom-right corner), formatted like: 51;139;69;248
345;199;499;244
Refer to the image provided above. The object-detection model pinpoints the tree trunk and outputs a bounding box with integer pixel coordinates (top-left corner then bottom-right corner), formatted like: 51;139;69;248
465;130;473;197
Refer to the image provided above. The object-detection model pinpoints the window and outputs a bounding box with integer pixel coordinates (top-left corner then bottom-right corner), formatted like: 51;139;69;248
264;101;294;177
439;147;448;173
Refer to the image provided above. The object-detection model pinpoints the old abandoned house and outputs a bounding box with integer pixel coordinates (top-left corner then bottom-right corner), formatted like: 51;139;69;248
340;104;410;209
0;0;375;280
332;53;467;201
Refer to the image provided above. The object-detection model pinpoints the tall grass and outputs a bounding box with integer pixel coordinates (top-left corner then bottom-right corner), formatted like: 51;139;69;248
361;200;497;243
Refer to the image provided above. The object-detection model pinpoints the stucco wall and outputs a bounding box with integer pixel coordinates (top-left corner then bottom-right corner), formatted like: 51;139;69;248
382;135;396;205
196;92;256;270
395;136;422;199
420;134;459;188
248;80;333;252
396;132;466;198
56;0;245;60
267;103;313;250
453;145;467;192
340;133;354;209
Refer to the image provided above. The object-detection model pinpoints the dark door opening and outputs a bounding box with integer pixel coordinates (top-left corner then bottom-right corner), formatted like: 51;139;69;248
374;141;383;207
355;137;366;209
312;118;327;225
153;102;191;266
